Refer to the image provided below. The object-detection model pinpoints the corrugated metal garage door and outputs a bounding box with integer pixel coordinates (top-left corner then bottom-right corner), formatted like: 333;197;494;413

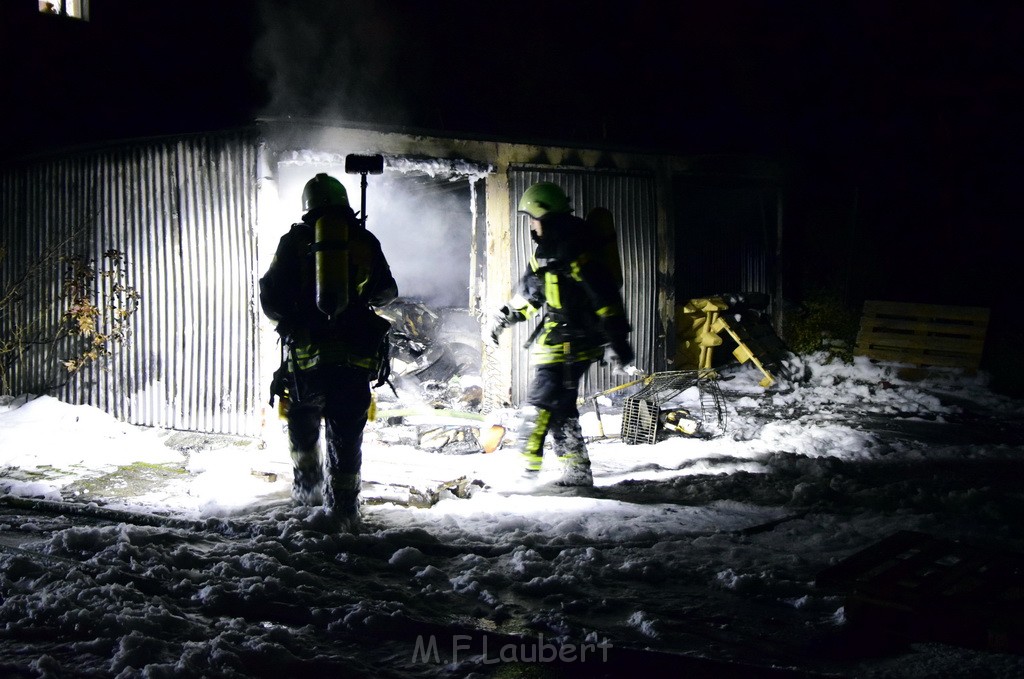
0;131;261;435
508;167;657;404
673;177;777;302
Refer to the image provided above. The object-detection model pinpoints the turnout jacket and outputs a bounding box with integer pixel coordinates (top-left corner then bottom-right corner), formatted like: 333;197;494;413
259;210;398;373
501;213;632;365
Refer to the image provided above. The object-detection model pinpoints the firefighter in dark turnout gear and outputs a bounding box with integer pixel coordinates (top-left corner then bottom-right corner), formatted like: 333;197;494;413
488;182;634;486
260;173;398;519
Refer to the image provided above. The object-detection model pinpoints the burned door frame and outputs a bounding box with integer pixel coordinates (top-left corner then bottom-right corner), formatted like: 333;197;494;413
506;166;659;405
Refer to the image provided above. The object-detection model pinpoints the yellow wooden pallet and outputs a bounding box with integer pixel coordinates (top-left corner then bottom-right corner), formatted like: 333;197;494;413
855;300;989;373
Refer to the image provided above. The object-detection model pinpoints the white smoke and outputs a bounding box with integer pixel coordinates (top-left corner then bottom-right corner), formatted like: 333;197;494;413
365;173;473;308
273;155;490;309
254;1;497;309
253;0;411;126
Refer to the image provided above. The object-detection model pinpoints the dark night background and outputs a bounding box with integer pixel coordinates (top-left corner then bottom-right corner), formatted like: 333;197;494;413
3;0;1023;390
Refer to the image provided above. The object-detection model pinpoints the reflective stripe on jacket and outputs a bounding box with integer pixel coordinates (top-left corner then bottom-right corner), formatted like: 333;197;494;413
505;216;629;365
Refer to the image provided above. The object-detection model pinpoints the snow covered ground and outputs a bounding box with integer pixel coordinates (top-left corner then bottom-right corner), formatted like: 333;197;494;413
2;354;1024;677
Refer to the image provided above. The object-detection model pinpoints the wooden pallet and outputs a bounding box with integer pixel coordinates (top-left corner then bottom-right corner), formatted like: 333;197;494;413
816;530;1024;652
855;300;989;374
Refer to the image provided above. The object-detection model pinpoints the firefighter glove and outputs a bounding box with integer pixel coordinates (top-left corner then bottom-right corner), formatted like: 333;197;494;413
486;307;512;347
610;339;635;370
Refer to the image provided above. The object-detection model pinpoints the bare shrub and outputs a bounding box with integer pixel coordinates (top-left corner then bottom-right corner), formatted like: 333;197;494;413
0;227;140;394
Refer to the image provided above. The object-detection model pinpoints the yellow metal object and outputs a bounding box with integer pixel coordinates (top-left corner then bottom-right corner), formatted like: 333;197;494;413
710;316;775;387
675;297;775;388
662;409;699;436
676;297;730;371
732;344;753;362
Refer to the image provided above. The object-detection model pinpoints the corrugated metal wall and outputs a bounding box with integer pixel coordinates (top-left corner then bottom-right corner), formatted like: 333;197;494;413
508;167;658;403
673;180;777;302
0;131;261;435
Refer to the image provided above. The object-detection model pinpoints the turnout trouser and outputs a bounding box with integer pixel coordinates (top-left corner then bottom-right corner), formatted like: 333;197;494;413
517;361;593;484
286;364;371;514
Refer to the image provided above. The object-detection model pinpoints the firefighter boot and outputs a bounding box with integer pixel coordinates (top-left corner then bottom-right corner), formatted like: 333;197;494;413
324;472;361;524
290;447;324;505
515;406;552;483
551;416;593;487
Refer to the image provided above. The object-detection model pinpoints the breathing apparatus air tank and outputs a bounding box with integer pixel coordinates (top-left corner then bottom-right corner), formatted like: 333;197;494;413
314;212;349;318
301;173;352;319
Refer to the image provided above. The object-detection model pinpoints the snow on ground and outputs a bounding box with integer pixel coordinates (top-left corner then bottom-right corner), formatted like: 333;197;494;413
2;354;1024;677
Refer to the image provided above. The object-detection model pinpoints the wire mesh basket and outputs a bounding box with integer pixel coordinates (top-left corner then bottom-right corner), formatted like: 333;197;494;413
621;370;727;444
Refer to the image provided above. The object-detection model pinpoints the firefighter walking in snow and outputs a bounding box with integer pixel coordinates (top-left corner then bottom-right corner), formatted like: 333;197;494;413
259;173;398;520
488;182;634;486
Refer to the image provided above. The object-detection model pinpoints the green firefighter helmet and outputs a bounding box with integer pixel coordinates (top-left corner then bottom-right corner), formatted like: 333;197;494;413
517;182;573;219
302;173;349;215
